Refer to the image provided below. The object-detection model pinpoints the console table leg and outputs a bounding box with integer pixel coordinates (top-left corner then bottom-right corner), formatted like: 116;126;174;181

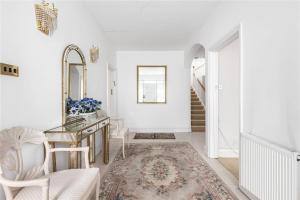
88;133;96;163
69;143;78;169
102;125;109;164
49;142;56;172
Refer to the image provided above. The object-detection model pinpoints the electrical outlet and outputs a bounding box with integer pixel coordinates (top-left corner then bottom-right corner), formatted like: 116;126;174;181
0;63;19;77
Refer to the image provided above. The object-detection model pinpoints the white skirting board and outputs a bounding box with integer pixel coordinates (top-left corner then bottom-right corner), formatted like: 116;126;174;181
240;133;299;200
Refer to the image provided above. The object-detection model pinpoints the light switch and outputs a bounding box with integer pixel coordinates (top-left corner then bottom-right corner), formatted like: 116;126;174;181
0;63;19;77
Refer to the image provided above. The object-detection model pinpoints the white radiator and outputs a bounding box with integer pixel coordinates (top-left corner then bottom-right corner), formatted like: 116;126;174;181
240;133;299;200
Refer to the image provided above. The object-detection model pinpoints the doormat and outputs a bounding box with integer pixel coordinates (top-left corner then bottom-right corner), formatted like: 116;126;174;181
134;133;176;139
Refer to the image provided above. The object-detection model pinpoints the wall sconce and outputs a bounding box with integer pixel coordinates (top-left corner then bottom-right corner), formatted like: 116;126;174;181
34;1;58;35
90;46;99;63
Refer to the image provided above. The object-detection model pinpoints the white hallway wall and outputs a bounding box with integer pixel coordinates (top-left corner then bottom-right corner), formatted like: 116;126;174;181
0;1;114;130
185;2;300;151
116;51;190;132
0;1;114;199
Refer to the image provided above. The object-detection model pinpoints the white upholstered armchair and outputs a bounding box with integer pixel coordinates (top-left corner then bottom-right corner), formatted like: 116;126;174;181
0;127;100;200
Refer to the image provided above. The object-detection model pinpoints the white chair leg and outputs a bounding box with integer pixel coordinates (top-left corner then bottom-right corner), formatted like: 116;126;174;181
126;130;130;149
95;171;100;200
122;137;125;159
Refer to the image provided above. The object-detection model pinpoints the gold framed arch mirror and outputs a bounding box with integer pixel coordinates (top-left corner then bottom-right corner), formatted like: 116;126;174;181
62;44;87;124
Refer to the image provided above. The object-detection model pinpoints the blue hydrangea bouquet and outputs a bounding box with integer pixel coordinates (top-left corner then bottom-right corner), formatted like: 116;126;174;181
66;97;102;116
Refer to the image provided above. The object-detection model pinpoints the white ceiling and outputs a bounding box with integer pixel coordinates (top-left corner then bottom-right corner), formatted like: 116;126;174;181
84;1;219;50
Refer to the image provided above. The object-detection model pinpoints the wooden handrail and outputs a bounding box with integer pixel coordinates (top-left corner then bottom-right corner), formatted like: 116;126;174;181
197;78;205;91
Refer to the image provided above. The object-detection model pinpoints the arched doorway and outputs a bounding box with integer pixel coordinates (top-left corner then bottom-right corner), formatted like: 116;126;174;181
188;44;206;133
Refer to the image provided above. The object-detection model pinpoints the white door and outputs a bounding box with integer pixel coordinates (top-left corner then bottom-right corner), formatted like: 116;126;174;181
107;65;117;117
218;38;240;157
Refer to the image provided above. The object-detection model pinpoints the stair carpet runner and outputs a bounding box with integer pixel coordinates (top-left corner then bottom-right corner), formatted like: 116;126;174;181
191;88;205;132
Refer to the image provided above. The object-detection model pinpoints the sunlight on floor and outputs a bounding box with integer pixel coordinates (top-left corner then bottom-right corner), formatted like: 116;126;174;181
217;158;239;179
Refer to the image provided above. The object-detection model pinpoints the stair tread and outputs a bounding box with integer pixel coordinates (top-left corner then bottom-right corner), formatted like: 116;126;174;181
192;121;205;125
192;127;205;130
192;116;205;118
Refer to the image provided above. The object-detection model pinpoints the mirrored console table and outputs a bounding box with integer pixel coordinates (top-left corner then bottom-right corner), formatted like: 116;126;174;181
44;116;110;171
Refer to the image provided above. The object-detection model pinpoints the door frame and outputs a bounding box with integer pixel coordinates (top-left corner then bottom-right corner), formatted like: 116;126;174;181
206;24;244;159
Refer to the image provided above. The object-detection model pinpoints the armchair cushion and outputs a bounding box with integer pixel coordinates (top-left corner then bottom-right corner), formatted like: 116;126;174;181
14;168;99;200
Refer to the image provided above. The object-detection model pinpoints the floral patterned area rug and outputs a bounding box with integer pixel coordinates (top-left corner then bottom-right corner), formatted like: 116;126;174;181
100;142;238;200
